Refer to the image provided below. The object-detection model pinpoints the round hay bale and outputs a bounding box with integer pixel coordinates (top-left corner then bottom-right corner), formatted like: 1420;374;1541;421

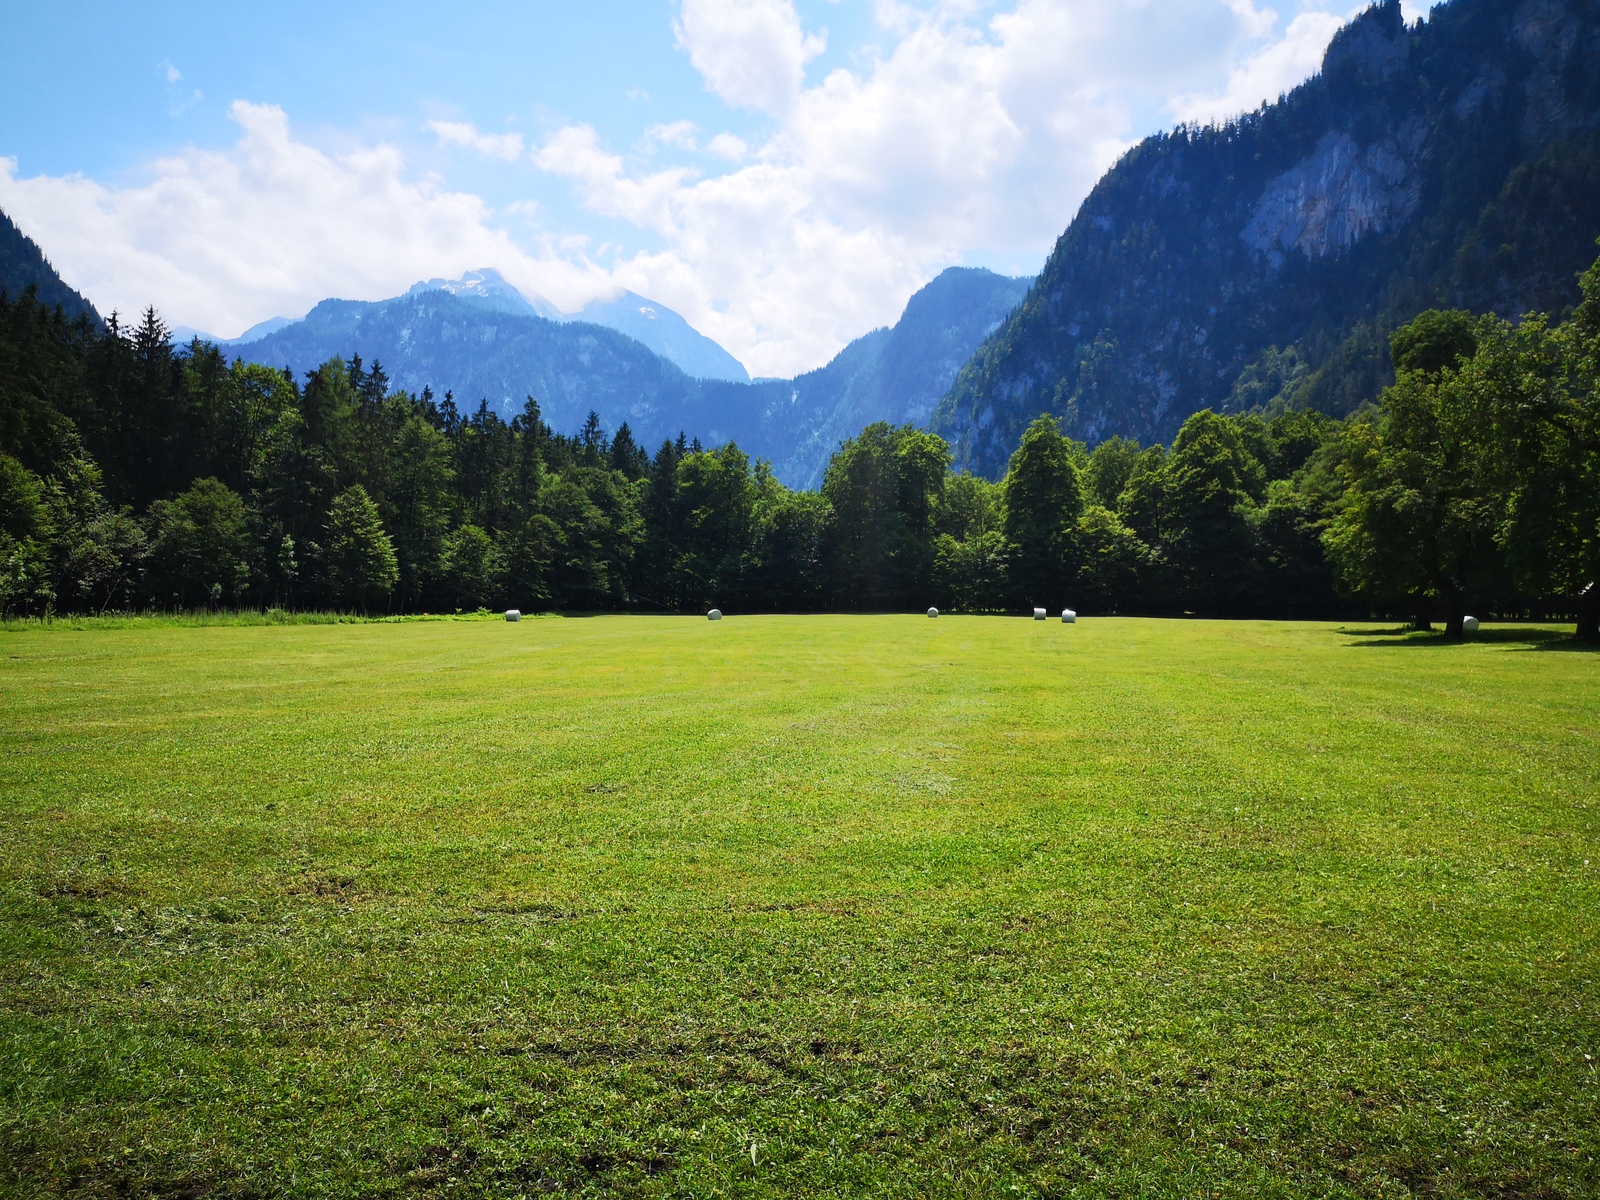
707;609;723;621
1033;608;1047;620
927;607;939;618
1462;615;1480;634
1061;608;1076;623
505;609;521;622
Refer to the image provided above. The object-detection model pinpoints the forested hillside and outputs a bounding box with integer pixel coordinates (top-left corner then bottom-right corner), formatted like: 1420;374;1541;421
4;250;1597;637
0;210;100;326
938;0;1600;475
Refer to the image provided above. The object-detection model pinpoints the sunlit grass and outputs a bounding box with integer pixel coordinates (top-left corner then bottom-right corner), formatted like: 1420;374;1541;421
2;615;1596;1198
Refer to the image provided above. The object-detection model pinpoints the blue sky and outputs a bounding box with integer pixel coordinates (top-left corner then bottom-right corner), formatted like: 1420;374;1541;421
0;1;1406;375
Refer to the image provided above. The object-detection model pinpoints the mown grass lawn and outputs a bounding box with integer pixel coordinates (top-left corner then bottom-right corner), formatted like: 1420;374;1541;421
1;613;1596;1199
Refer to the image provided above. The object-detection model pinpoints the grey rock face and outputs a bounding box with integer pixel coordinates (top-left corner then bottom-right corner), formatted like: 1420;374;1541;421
936;0;1600;477
1243;124;1426;262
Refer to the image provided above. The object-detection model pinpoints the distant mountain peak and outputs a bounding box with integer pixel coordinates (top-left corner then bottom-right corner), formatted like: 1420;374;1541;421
407;268;561;320
561;289;748;382
1323;0;1408;85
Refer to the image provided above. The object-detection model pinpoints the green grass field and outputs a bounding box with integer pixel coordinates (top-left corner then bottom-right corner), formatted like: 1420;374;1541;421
2;614;1597;1199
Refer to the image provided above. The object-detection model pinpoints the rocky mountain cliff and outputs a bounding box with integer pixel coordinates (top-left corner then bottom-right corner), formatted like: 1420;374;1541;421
936;0;1600;475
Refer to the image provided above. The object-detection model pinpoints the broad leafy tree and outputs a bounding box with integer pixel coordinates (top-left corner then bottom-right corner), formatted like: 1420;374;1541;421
325;484;399;611
1001;416;1083;610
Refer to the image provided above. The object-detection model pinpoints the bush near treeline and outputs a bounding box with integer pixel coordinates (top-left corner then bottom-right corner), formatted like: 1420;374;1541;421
3;252;1599;638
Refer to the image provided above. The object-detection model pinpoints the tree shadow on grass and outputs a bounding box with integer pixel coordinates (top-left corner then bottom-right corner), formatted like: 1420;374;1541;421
1340;625;1597;652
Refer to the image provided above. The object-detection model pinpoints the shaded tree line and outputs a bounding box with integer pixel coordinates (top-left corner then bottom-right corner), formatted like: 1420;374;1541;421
3;251;1598;638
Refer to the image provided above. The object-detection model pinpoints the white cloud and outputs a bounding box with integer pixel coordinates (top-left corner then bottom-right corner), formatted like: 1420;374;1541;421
425;119;526;161
160;60;183;84
644;120;700;151
4;2;1361;377
0;102;608;337
673;0;827;118
706;132;749;161
534;125;697;235
534;0;1345;374
1169;8;1348;125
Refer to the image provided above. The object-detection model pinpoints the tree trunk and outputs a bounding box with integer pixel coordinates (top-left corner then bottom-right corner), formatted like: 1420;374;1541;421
1411;599;1432;632
1441;589;1468;638
1578;582;1599;644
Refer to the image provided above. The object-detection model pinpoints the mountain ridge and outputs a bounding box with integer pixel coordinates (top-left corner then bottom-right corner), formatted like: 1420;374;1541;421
935;0;1600;475
232;266;1030;488
0;209;101;325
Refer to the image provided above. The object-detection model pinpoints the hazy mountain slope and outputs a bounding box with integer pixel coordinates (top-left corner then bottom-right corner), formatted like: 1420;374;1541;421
564;291;749;383
234;266;1028;487
756;267;1032;488
936;0;1600;476
0;208;101;325
236;291;717;438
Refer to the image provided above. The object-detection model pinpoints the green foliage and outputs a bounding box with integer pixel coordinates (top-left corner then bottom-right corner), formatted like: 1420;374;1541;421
1001;416;1083;607
1074;504;1148;613
38;456;144;616
1162;411;1265;613
0;452;48;615
324;484;399;612
821;423;949;610
929;472;1008;611
1083;435;1141;509
1389;309;1480;376
673;443;761;609
145;478;252;609
0;209;100;323
0;247;1597;629
1223;345;1310;414
1322;306;1581;633
435;523;502;612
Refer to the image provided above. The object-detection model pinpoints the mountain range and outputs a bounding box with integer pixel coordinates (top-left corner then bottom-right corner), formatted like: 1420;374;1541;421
935;0;1600;474
175;267;750;384
7;0;1600;486
226;266;1029;488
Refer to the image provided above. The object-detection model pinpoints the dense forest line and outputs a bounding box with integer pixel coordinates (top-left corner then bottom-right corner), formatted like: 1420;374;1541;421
2;249;1598;638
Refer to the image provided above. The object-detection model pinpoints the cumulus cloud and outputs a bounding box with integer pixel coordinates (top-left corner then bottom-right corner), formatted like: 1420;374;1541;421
536;0;1348;374
1169;8;1349;124
706;132;749;161
0;102;606;336
2;2;1363;376
644;120;701;151
425;119;526;161
673;0;826;118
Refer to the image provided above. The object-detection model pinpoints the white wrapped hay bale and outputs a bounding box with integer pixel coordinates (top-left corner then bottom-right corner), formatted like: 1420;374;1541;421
505;609;521;622
1033;608;1047;620
928;607;939;618
1061;609;1076;623
708;609;722;621
1463;615;1480;634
